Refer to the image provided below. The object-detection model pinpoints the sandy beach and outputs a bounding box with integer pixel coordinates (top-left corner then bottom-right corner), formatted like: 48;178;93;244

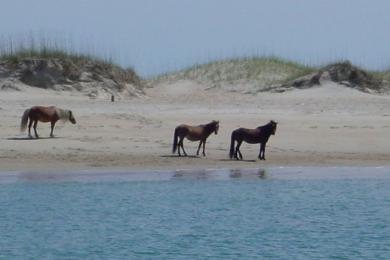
1;80;389;172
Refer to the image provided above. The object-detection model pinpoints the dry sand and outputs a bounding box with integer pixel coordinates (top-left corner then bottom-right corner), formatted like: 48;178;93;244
1;80;389;172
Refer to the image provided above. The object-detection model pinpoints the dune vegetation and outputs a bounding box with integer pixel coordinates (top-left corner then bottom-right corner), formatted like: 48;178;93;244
0;37;143;97
1;35;390;94
152;57;315;88
152;57;390;93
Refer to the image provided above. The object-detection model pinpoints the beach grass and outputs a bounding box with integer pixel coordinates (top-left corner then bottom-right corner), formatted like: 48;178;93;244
1;34;390;91
152;56;317;88
0;43;114;67
0;35;143;86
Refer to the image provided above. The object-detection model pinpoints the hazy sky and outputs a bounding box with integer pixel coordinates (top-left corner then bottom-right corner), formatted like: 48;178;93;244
1;0;389;76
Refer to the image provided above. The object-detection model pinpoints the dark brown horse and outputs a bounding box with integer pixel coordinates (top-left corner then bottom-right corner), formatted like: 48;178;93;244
229;120;277;160
172;120;219;157
20;106;76;138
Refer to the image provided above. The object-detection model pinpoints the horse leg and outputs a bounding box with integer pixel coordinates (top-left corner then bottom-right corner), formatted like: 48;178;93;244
237;146;243;160
177;137;182;156
234;142;239;159
33;120;39;138
235;141;243;160
28;119;33;138
258;143;262;160
50;121;55;137
259;143;266;160
202;139;206;157
180;138;187;156
196;141;202;156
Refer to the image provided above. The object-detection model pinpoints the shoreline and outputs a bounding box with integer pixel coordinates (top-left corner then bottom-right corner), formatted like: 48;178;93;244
1;166;389;183
1;153;389;173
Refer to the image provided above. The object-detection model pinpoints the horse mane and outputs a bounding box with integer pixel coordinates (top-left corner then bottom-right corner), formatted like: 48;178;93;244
258;121;277;134
55;108;70;121
204;120;218;130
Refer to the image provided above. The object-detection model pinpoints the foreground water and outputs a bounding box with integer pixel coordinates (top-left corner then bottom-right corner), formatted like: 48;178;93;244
0;167;389;259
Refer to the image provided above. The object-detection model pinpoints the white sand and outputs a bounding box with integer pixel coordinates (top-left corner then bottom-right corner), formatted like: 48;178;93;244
1;81;389;171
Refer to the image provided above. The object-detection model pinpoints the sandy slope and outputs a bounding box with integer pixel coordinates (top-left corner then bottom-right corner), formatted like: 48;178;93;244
0;81;389;172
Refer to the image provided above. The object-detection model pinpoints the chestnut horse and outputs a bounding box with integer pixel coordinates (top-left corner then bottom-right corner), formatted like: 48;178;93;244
229;120;277;160
172;120;219;157
20;106;76;138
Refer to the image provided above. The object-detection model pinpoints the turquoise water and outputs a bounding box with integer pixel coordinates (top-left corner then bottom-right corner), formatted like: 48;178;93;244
0;167;389;259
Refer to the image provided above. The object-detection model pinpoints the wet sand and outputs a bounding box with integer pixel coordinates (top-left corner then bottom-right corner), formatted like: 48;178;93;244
1;167;389;184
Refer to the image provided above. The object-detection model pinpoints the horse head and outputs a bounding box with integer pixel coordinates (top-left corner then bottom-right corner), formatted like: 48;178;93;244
270;120;277;135
69;110;77;124
213;120;219;135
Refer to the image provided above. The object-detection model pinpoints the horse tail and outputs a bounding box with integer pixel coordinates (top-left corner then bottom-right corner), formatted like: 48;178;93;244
172;127;179;154
229;130;236;159
20;109;30;132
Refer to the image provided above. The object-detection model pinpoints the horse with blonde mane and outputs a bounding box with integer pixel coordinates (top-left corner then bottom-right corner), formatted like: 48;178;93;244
20;106;76;138
172;120;219;157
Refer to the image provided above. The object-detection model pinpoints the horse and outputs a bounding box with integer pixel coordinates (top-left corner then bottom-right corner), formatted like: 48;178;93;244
229;120;277;160
20;106;76;138
172;120;219;157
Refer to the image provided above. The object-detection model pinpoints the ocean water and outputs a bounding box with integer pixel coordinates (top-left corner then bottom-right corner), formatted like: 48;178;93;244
0;167;389;259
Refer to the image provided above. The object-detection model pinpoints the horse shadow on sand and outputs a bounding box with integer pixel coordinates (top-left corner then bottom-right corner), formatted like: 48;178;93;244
160;154;200;159
161;155;257;162
219;158;257;163
6;136;62;141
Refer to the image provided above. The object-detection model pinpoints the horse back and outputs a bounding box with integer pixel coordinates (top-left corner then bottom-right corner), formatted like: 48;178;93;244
30;106;59;122
177;124;204;141
235;127;264;144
